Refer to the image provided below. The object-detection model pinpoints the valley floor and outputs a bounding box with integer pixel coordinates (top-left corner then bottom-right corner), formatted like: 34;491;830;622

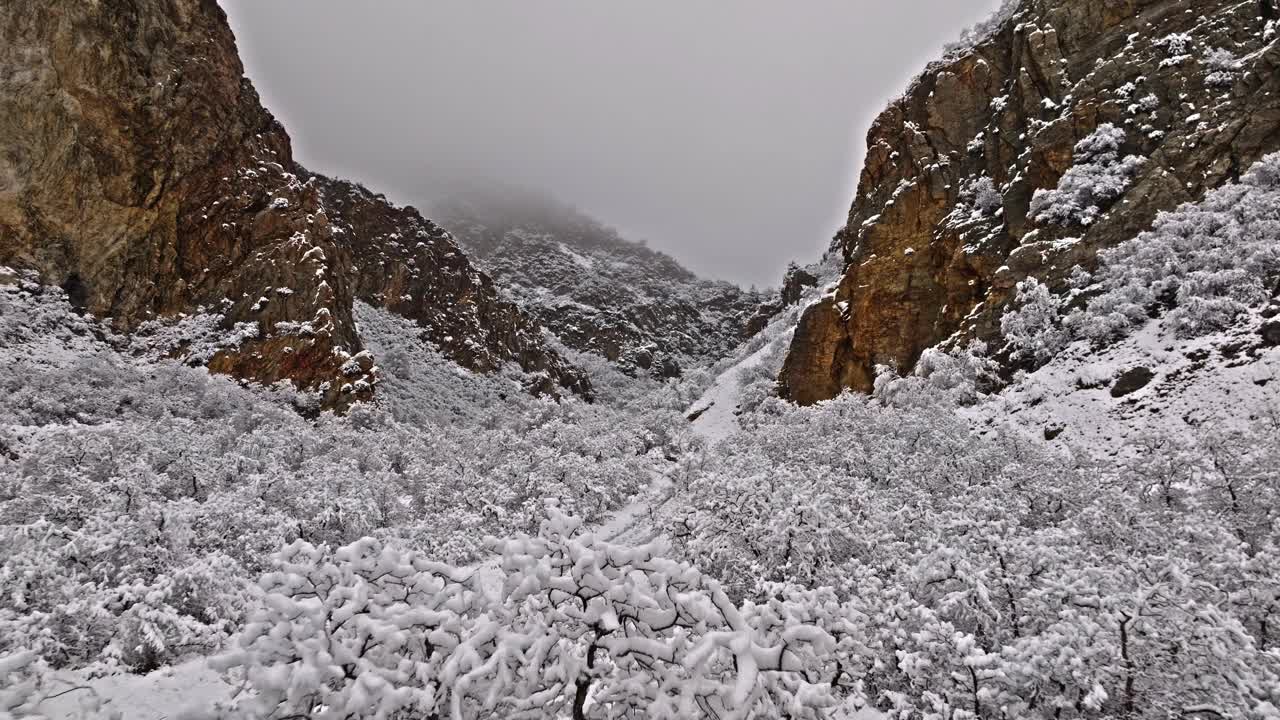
7;241;1280;718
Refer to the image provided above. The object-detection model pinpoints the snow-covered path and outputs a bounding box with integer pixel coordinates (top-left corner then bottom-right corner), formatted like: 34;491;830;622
599;328;796;550
686;330;792;443
596;467;674;546
39;660;233;720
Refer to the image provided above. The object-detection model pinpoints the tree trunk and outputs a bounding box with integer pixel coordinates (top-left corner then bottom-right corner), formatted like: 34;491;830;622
573;642;599;720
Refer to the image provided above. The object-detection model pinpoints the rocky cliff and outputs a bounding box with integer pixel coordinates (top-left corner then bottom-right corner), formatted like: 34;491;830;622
0;0;586;406
781;0;1280;403
435;190;766;377
306;176;590;396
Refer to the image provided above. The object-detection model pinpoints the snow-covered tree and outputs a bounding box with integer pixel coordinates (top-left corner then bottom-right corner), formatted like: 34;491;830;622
873;341;999;406
1001;277;1070;365
1029;124;1144;227
211;509;859;720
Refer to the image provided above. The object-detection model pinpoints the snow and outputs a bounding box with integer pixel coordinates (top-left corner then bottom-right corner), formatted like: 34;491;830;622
970;311;1279;453
556;242;595;269
836;703;889;720
686;329;793;443
39;660;234;720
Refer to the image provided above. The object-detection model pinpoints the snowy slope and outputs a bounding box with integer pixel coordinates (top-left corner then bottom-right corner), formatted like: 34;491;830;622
971;304;1278;455
434;190;766;377
687;329;794;443
39;661;233;720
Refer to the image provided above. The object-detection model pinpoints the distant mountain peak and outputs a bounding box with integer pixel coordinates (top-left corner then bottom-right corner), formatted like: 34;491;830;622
434;189;772;377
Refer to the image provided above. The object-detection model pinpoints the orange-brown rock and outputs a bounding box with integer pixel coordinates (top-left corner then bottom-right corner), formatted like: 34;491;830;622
781;0;1280;404
0;0;587;407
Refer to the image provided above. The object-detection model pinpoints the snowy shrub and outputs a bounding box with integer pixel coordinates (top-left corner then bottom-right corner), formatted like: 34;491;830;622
1155;31;1196;68
945;0;1023;57
970;176;1004;216
871;341;998;407
1001;277;1070;364
1157;32;1194;57
1029;124;1144;227
945;177;1006;231
214;509;859;720
1080;151;1280;341
0;518;248;673
209;536;478;719
1204;47;1242;87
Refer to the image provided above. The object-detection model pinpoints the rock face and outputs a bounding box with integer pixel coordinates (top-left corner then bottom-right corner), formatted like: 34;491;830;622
305;175;591;396
0;0;586;406
781;0;1280;404
435;190;764;378
745;262;820;337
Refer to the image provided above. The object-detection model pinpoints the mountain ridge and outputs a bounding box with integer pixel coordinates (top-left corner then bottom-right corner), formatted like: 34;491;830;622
434;189;779;377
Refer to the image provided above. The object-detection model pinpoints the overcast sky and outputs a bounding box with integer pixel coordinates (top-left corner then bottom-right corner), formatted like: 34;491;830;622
223;1;1000;287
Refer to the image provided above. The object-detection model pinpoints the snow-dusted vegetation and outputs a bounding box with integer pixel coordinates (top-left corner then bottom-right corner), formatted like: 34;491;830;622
1003;151;1280;356
6;202;1279;717
0;273;690;687
1028;124;1145;228
6;0;1280;715
672;386;1280;717
1080;152;1280;342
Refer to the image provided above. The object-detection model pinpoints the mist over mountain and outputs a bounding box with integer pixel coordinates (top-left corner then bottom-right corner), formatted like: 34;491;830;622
431;185;774;378
219;0;1006;287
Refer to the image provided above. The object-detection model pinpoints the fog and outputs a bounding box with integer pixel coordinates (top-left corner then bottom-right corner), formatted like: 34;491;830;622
222;1;1001;287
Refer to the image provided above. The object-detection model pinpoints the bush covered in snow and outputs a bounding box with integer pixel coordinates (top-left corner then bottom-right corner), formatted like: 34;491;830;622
1001;277;1071;364
0;280;682;675
210;509;860;720
1075;152;1280;342
1029;124;1145;227
873;341;999;407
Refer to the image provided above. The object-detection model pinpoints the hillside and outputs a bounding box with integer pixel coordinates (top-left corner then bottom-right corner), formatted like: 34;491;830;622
0;0;586;407
782;0;1280;403
434;190;772;377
